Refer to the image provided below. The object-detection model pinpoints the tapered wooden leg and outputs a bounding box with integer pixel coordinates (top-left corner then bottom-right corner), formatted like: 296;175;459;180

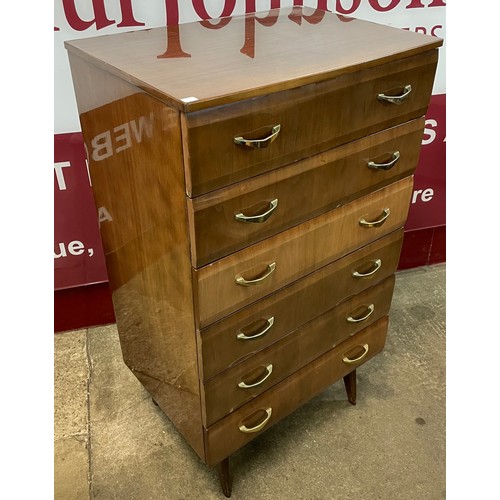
343;370;357;405
215;457;232;498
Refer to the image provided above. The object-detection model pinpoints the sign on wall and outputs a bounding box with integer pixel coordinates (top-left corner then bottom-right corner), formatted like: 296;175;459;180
54;0;446;290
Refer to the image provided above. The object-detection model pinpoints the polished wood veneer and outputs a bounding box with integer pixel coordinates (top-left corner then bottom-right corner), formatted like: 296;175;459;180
65;8;441;112
195;176;413;327
190;119;424;266
203;276;394;426
199;229;403;381
204;316;389;467
66;7;441;496
184;51;436;195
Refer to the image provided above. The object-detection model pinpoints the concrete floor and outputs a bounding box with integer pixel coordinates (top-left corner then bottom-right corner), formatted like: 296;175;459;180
54;264;445;499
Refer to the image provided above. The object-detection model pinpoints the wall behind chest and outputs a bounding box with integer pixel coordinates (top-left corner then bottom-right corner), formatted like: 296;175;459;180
53;0;446;332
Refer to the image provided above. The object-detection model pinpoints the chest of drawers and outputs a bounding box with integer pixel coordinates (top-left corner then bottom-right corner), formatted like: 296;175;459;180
65;7;441;496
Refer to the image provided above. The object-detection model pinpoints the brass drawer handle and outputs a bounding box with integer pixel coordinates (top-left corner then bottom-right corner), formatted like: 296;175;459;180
359;208;390;228
377;84;412;105
238;364;273;389
234;124;281;149
237;317;275;340
342;344;369;364
235;199;279;223
368;151;400;171
235;262;276;286
347;304;375;323
352;259;382;278
239;408;273;433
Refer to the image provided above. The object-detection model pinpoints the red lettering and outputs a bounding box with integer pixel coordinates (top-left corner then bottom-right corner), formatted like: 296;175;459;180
117;0;145;28
199;17;233;29
193;0;236;21
431;24;442;36
62;0;115;31
157;24;191;59
406;0;446;7
415;26;427;34
368;0;400;12
289;4;327;25
246;0;281;13
164;0;179;25
241;1;281;58
195;0;236;29
335;0;361;15
337;14;355;22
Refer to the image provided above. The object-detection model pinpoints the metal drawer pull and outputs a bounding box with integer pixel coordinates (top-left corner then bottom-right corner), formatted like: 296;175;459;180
237;317;275;340
352;259;382;278
235;262;276;286
239;408;273;433
235;199;278;223
342;344;369;364
347;304;375;323
377;84;412;105
368;151;400;171
238;364;273;389
234;124;281;149
359;208;390;228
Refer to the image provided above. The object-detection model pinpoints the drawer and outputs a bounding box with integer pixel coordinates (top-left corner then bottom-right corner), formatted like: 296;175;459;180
189;118;424;267
204;316;389;466
194;176;413;327
199;229;403;381
183;50;437;196
202;276;394;426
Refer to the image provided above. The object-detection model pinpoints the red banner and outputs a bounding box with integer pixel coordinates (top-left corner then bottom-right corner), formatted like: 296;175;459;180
406;93;446;230
54;95;445;290
54;133;108;290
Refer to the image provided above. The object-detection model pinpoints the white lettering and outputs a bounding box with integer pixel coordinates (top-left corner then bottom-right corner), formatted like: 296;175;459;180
54;161;71;190
421;188;434;202
90;114;154;161
98;206;113;224
84;143;92;186
113;123;132;153
422;119;438;145
54;242;67;259
91;130;113;161
412;188;434;203
130;113;154;143
68;240;85;255
412;189;423;203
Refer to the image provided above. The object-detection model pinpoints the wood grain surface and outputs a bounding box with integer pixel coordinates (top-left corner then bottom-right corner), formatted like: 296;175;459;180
199;229;403;381
68;53;206;460
204;316;389;466
202;276;394;426
183;50;436;195
189;119;424;266
194;176;413;327
65;7;442;112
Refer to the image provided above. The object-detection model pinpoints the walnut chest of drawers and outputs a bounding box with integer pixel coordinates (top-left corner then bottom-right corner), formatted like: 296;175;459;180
65;7;441;497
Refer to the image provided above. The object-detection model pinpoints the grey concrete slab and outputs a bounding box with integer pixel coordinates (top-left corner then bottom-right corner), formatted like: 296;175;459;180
54;329;90;500
54;437;90;500
54;265;445;499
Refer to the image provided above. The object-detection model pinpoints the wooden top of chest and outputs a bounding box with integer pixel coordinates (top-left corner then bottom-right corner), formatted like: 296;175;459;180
65;6;442;112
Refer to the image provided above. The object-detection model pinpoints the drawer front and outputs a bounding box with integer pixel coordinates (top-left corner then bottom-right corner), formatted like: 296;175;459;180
183;50;437;196
204;317;388;466
189;118;424;267
202;276;394;426
200;229;403;381
195;176;413;327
